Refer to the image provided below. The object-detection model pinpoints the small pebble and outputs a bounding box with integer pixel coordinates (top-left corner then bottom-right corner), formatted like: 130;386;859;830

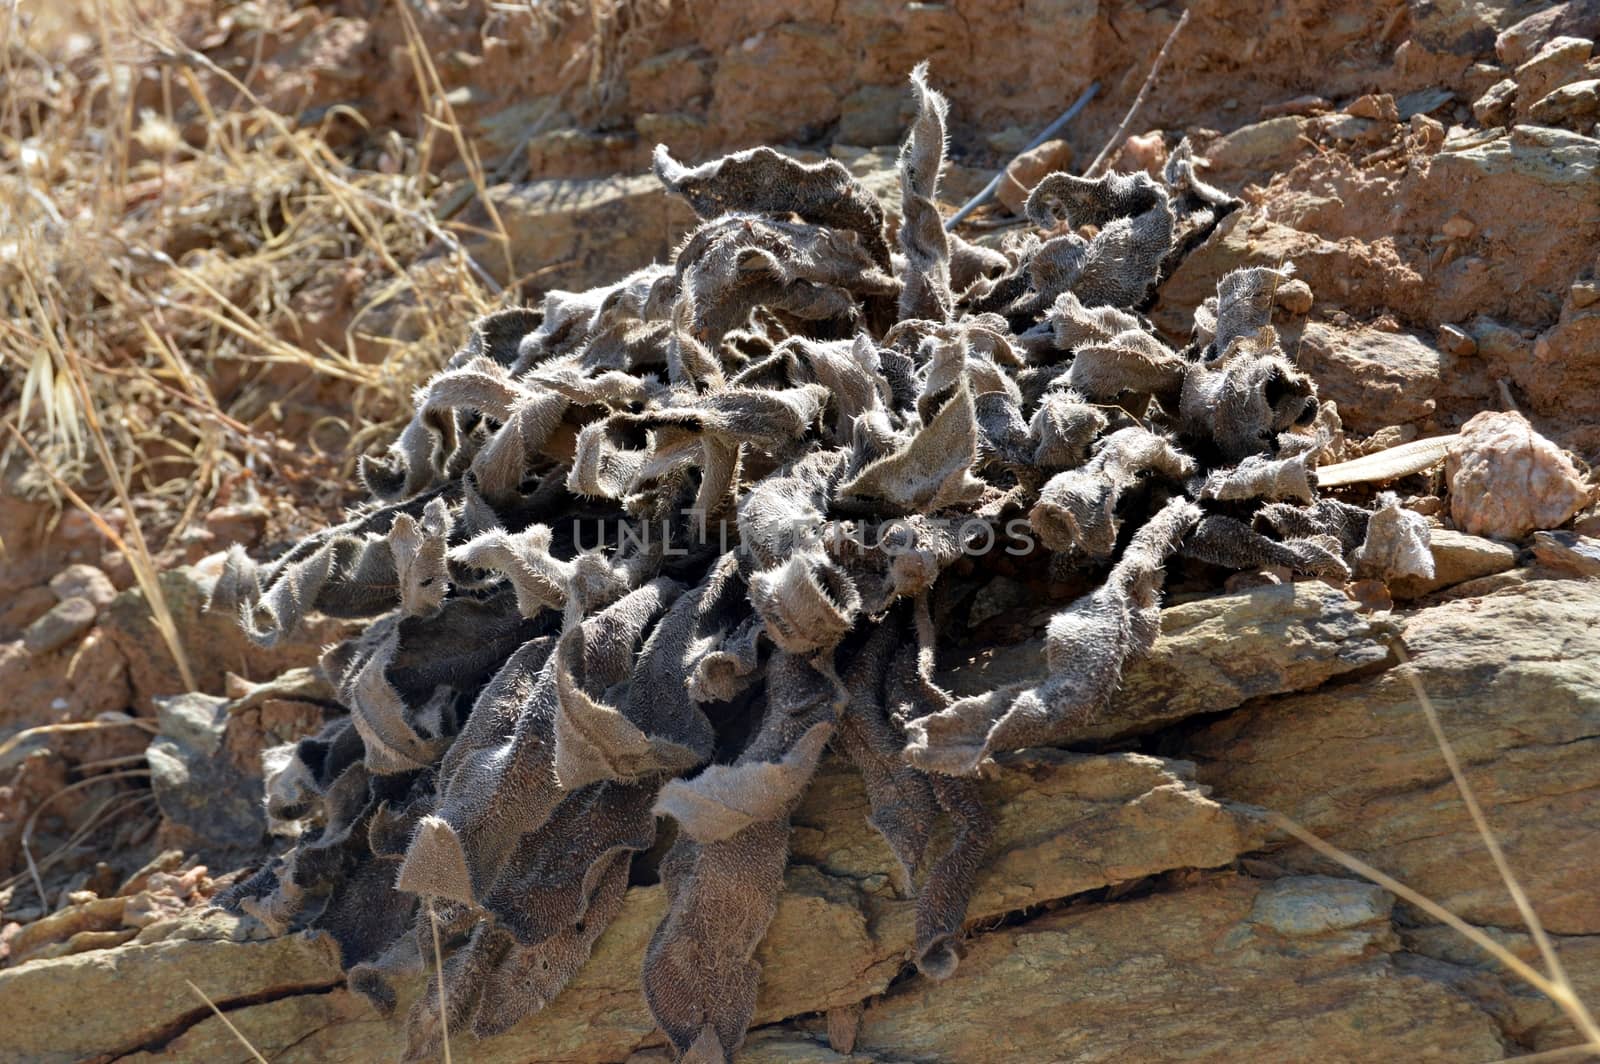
1437;323;1477;356
23;597;98;655
1408;113;1445;151
1441;214;1476;240
1275;279;1314;315
203;503;269;548
48;563;117;609
0;586;58;638
1345;93;1399;122
1472;78;1517;127
1119;130;1168;175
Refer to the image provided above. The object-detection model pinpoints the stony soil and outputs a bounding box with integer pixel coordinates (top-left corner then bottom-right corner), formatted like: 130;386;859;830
3;1;1600;1061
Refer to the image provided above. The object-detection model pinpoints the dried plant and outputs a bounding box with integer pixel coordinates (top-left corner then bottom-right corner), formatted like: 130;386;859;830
209;65;1434;1063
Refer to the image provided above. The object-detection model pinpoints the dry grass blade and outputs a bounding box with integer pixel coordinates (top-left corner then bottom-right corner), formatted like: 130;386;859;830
14;769;150;902
1269;639;1600;1054
147;36;408;282
1391;638;1600;1046
427;897;454;1064
391;0;514;279
184;979;270;1064
7;246;195;691
1269;814;1567;1002
0;718;158;764
3;792;156;894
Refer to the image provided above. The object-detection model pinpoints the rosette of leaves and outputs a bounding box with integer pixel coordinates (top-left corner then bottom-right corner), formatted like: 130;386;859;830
211;62;1430;1063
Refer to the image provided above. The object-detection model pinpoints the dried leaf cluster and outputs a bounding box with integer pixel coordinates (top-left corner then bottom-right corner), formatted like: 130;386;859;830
210;64;1429;1062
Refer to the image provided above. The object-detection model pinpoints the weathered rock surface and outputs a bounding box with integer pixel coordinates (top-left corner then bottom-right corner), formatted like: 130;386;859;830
1405;127;1599;330
1533;530;1600;575
1404;923;1600;1054
1529;77;1600;129
1295;324;1444;434
1203;115;1310;184
836;85;914;148
1473;77;1518;125
101;564;353;712
0;916;341;1064
0;625;130;731
1514;36;1594;115
1497;2;1600;67
1152;212;1420;340
1155;127;1600;413
5;861;212;967
146;693;268;854
1528;285;1600;424
801;875;1506;1064
944;582;1396;743
1192;577;1600;935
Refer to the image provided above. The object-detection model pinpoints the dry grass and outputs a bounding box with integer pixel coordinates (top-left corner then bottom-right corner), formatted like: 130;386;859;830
0;0;506;558
0;0;512;924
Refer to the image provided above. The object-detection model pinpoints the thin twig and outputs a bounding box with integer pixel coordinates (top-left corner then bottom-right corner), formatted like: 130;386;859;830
944;82;1100;229
17;769;151;904
0;794;155;892
344;181;504;295
1085;9;1192;178
22;834;47;913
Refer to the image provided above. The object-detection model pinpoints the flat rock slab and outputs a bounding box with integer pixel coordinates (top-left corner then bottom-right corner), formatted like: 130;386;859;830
1295;323;1443;434
1391;528;1518;598
457;175;699;293
1192;576;1600;934
743;875;1505;1064
0;921;342;1064
944;582;1397;743
1533;530;1600;576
